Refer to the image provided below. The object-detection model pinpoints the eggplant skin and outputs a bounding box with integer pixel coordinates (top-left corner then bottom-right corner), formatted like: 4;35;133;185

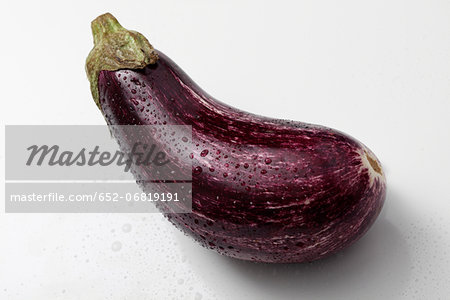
98;51;386;263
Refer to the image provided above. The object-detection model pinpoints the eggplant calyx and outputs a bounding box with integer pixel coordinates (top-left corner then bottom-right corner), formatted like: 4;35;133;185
86;13;158;108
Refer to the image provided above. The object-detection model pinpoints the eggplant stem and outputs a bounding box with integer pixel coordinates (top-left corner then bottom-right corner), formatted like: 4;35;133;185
86;13;158;109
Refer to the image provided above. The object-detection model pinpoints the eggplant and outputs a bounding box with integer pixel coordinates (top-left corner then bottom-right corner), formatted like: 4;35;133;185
86;13;386;263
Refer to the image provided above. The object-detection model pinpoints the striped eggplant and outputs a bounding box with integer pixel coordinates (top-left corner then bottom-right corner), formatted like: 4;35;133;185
86;13;386;263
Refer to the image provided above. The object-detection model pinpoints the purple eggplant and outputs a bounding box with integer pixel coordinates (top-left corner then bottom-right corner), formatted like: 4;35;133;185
86;13;386;263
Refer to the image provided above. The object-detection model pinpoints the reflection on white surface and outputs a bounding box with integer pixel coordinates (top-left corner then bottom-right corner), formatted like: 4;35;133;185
174;188;446;299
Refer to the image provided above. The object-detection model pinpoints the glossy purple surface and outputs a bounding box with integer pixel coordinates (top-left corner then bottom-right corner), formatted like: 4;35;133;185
98;51;386;263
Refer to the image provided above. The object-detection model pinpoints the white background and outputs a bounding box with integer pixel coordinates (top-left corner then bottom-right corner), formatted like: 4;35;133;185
1;0;450;299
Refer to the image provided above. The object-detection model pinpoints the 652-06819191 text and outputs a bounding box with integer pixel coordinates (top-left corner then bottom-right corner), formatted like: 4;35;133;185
9;192;180;203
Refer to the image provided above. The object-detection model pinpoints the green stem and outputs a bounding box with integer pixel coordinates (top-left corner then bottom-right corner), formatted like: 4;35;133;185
86;13;158;108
